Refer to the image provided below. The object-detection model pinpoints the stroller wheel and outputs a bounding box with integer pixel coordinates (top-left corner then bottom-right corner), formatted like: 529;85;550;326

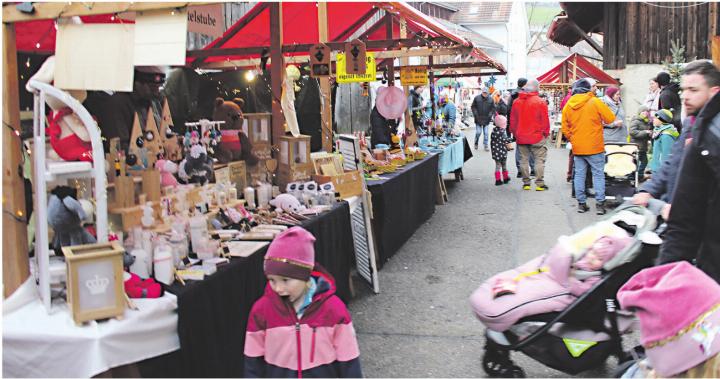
482;351;526;378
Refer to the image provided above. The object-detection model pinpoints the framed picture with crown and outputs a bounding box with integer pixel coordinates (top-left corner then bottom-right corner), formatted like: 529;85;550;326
62;242;126;325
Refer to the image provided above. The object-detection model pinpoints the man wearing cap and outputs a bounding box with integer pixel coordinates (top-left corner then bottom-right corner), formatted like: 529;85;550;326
471;87;495;151
509;79;550;191
562;78;616;214
656;71;682;131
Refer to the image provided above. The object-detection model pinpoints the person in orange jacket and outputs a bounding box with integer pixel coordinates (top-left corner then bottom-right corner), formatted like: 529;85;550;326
561;78;616;215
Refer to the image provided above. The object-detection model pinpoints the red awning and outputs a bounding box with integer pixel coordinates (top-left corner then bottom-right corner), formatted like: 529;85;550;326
537;53;617;86
15;15;132;53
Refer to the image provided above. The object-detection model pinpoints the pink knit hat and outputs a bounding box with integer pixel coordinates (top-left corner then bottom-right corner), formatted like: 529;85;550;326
264;226;316;280
617;261;720;377
493;114;507;129
605;86;620;99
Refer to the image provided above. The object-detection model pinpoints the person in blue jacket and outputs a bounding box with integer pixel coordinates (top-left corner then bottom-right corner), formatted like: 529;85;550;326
647;109;679;173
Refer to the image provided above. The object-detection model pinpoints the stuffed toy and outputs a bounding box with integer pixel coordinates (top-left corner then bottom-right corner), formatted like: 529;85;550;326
27;55;93;162
155;159;179;187
212;97;259;165
48;186;96;254
178;144;213;185
269;193;306;214
124;272;163;298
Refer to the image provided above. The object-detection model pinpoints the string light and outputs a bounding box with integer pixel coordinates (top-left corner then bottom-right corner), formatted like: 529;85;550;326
36;42;40;49
25;58;30;68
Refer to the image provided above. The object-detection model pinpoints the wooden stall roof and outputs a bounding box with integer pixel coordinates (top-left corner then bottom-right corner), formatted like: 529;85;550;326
187;1;505;73
537;53;618;86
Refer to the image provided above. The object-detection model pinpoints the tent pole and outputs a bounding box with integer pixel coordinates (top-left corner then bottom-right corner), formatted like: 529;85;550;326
429;55;435;120
318;2;333;153
385;15;395;86
270;3;285;148
2;22;29;298
399;17;417;147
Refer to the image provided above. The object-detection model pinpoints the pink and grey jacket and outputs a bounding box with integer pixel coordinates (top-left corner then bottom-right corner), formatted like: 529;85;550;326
244;266;362;378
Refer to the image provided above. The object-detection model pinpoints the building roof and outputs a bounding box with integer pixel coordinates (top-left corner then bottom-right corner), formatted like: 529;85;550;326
528;32;602;60
537;53;618;86
449;2;514;25
432;16;503;49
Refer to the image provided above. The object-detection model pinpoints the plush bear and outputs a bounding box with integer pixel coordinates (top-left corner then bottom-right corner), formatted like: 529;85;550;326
269;193;306;214
48;186;97;254
155;159;179;187
212;97;259;165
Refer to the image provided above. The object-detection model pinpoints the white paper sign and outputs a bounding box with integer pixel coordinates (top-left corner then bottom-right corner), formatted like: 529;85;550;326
187;4;225;38
134;9;188;66
55;23;135;91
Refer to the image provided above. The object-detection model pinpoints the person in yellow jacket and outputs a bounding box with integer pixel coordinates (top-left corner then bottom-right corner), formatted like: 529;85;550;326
562;78;616;215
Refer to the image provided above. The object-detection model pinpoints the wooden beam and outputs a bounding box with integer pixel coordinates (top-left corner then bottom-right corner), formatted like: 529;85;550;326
3;2;216;23
318;2;333;153
2;23;29;298
433;72;501;79
399;17;417;147
270;3;285;148
191;2;270;68
566;19;603;57
429;55;435;120
713;36;720;68
386;14;395;86
330;6;379;42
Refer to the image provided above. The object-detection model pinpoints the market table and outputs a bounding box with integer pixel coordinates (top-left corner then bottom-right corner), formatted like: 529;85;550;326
167;201;355;377
366;153;440;269
436;136;468;176
2;292;179;378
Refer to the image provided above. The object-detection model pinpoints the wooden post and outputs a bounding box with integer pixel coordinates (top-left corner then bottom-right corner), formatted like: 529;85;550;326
2;23;30;298
399;17;417;147
318;2;333;152
385;16;395;86
270;3;285;148
429;55;435;120
713;36;720;68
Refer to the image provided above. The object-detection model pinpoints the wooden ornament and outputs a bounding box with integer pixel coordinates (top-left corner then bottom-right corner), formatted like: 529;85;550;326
159;99;182;161
344;39;367;75
143;107;163;168
128;113;144;168
141;170;162;202
309;43;331;78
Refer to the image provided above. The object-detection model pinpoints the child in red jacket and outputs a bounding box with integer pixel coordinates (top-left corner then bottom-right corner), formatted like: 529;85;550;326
244;227;363;378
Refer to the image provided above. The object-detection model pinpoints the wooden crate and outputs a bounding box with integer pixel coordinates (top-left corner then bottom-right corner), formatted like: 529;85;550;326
62;242;126;325
277;135;313;188
242;113;272;160
312;170;363;199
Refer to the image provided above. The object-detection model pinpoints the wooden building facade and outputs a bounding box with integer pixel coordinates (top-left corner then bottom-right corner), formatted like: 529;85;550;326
602;2;720;69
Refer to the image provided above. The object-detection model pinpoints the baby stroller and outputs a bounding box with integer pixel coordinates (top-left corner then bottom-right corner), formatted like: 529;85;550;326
472;204;660;377
604;143;640;203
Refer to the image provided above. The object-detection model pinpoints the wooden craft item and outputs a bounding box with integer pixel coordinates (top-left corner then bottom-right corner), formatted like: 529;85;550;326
159;98;182;161
62;242;126;325
228;161;248;193
141;170;162;202
309;43;331;78
143;107;163;168
320;163;338;176
215;166;230;184
344;39;367;75
278;135;313;188
114;175;135;208
128;113;144;168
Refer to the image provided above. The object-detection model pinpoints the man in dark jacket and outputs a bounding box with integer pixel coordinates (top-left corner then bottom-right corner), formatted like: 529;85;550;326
508;78;535;177
657;60;720;283
656;71;682;131
471;87;495;151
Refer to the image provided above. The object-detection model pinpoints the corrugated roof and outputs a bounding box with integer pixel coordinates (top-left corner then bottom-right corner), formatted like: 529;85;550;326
432;16;503;49
449;2;514;25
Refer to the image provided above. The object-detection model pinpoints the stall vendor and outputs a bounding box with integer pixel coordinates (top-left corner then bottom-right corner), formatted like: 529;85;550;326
370;105;398;149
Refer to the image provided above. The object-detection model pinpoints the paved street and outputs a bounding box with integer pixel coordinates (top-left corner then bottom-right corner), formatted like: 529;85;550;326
349;129;624;377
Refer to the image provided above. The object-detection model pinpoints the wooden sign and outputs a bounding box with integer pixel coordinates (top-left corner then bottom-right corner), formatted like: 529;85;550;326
309;43;332;77
215;166;230;184
400;66;429;86
228;161;248;194
336;52;376;83
344;39;367;75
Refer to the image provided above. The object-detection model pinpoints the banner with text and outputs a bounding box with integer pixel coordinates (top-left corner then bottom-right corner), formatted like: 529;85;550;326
336;52;376;83
400;65;429;86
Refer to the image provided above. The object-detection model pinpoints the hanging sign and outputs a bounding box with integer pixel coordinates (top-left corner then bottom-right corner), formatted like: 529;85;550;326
336;52;376;83
344;39;367;75
400;65;429;86
309;43;332;77
187;4;224;38
134;9;188;66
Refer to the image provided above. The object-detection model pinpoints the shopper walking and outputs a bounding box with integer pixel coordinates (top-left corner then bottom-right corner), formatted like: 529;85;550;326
628;105;653;179
244;227;363;377
561;78;616;214
647;109;679;174
509;79;550;191
490;113;512;185
471;87;495;150
508;78;535;177
601;86;628;143
656;71;682;131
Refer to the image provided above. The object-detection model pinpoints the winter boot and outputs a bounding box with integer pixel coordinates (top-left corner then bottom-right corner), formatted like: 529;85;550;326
502;170;510;184
495;171;503;186
596;201;607;215
577;202;590;213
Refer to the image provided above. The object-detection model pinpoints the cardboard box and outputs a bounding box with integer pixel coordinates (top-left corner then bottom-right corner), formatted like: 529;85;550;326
312;169;363;199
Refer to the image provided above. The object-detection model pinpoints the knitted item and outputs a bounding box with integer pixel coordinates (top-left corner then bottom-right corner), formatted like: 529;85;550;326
264;227;316;280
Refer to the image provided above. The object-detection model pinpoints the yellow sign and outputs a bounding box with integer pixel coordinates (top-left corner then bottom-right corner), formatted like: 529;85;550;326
400;66;428;86
336;52;376;83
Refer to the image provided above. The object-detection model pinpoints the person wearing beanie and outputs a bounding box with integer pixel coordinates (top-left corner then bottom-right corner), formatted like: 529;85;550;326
490;113;512;185
562;77;616;215
647;109;679;173
628;105;653;178
601;86;628;143
656;71;683;131
617;261;720;377
244;227;363;378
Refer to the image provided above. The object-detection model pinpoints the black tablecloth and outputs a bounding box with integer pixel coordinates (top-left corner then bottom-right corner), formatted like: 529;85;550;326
366;154;439;269
166;201;355;377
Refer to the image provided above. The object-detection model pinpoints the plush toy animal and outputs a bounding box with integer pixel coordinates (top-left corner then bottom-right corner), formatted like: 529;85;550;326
178;144;213;185
269;193;306;214
212;97;259;165
48;186;96;254
155;159;179;187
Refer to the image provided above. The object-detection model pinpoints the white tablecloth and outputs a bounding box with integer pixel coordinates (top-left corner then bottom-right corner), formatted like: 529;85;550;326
3;293;179;378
